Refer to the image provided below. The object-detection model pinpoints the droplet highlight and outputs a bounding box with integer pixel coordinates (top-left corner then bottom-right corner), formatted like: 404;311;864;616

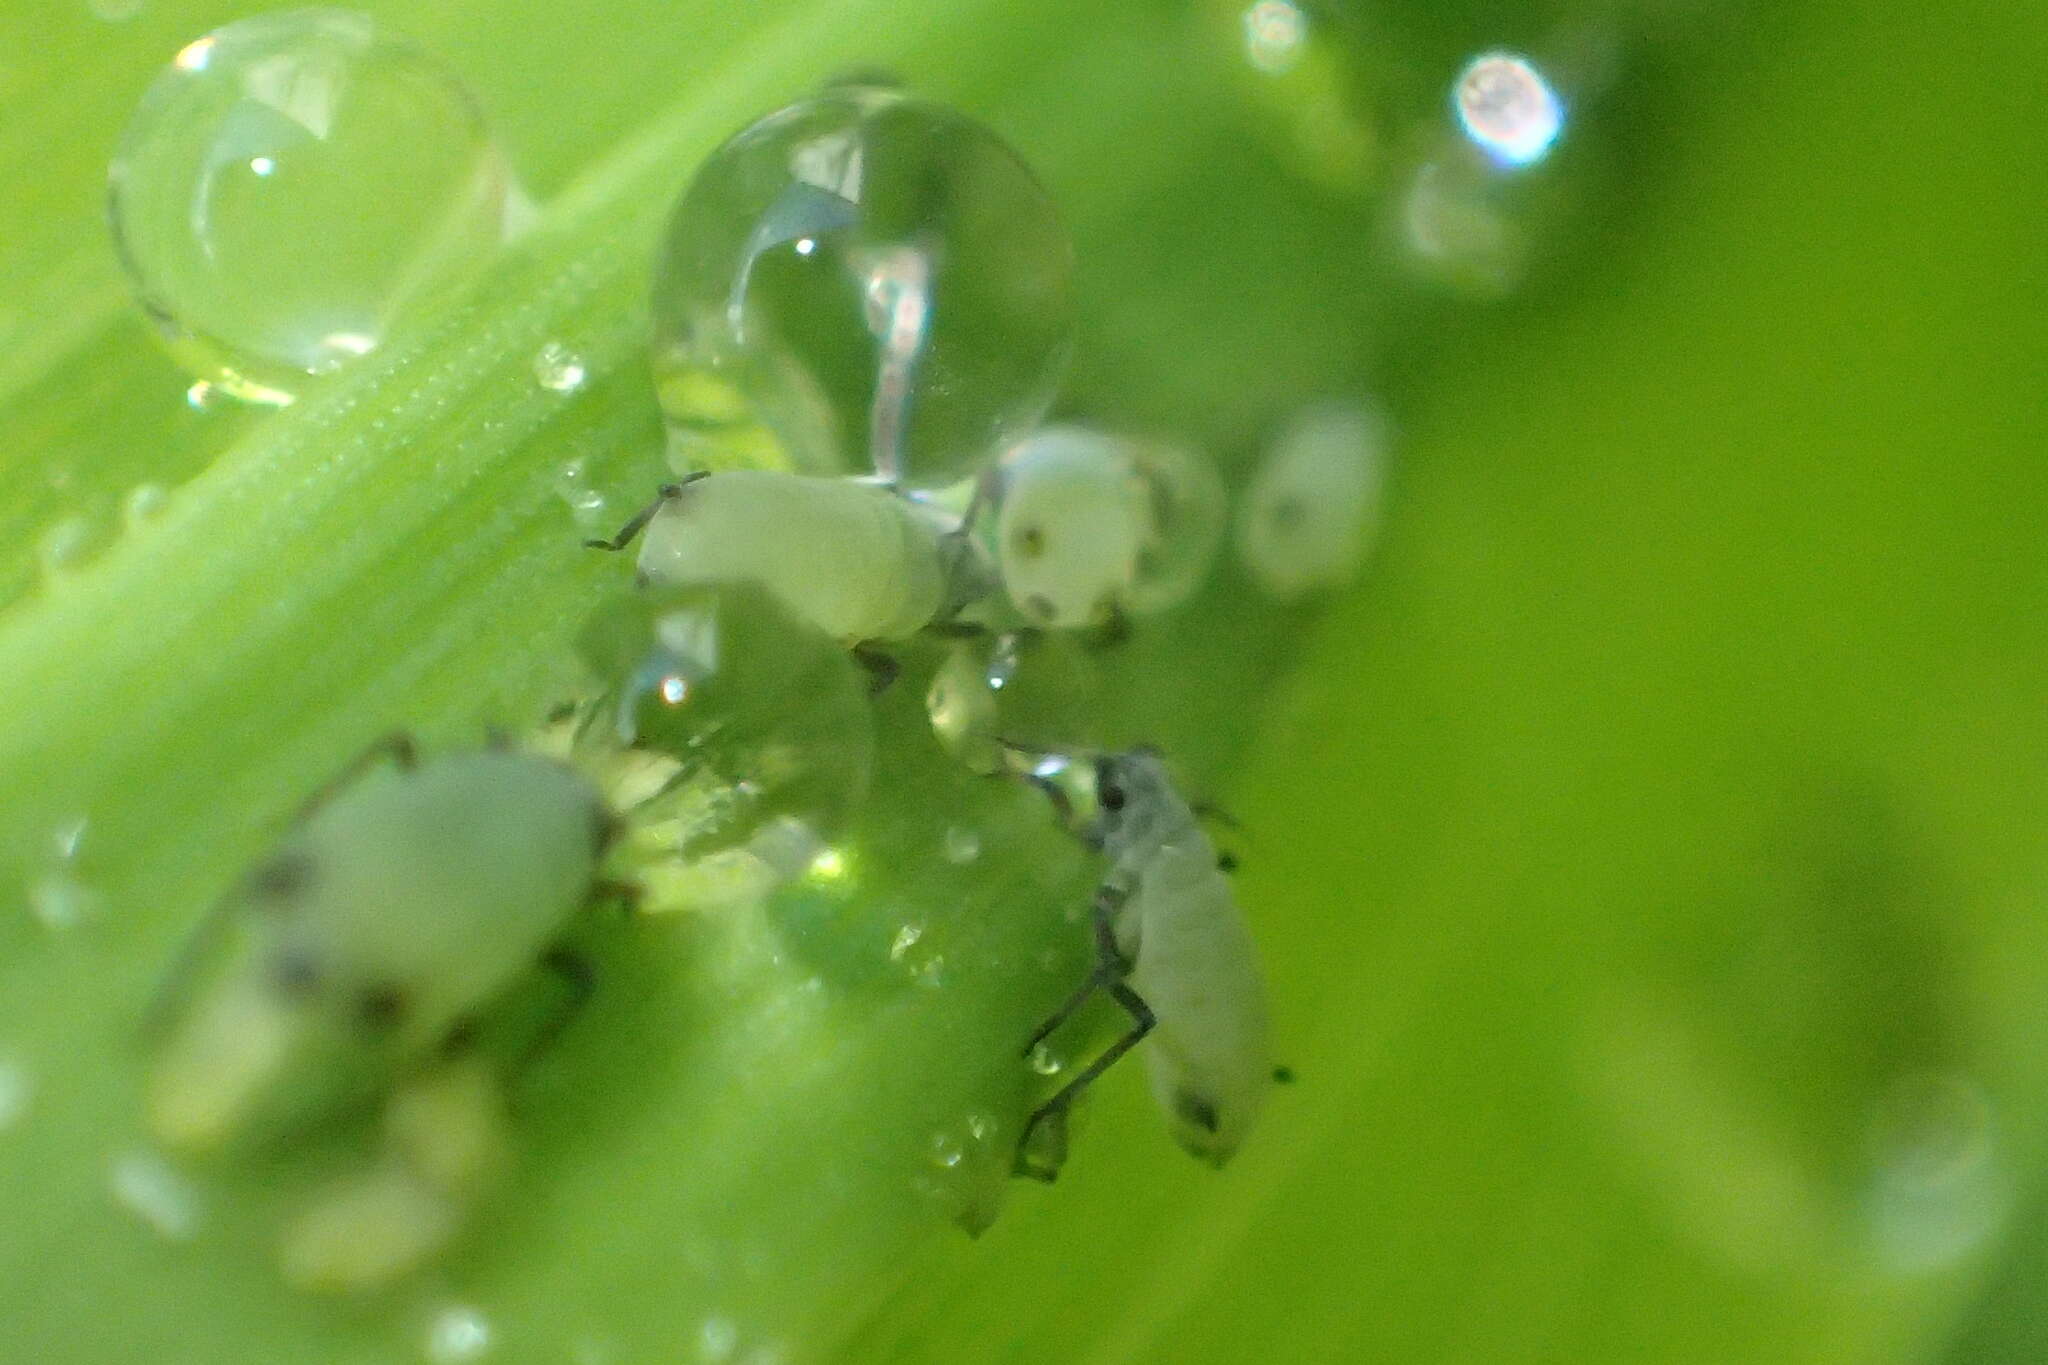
109;10;527;404
109;1148;202;1241
426;1304;495;1363
1453;51;1564;168
533;341;587;393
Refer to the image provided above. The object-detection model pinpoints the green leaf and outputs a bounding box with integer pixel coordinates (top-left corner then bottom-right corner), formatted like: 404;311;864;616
2;0;2043;1362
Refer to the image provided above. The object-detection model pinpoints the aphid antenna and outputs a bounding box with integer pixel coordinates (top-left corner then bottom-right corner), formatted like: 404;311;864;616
583;471;710;553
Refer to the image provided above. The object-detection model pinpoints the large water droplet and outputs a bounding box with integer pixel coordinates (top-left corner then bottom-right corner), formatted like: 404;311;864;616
1240;0;1308;76
109;10;526;404
533;341;587;393
651;86;1074;488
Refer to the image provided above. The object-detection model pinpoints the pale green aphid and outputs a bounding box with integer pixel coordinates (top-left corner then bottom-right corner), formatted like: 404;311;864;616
1236;399;1387;600
147;743;612;1154
589;469;992;646
1015;747;1271;1177
990;426;1152;629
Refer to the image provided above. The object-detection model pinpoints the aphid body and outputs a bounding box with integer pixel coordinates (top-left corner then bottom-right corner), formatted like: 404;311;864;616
601;470;989;645
1019;747;1270;1172
148;747;610;1153
991;427;1150;629
1237;400;1386;600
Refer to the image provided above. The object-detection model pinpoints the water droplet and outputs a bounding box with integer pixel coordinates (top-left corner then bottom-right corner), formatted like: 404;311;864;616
1864;1071;2008;1272
651;87;1073;488
888;921;924;962
184;379;221;410
29;873;99;932
0;1057;33;1132
109;1148;201;1241
37;517;94;575
1396;155;1529;297
943;826;981;864
1241;0;1308;75
426;1304;494;1363
965;1111;995;1142
1237;400;1386;600
1453;51;1564;168
123;483;171;528
1029;1042;1065;1076
533;341;587;393
697;1317;739;1363
109;11;527;404
985;634;1021;691
89;0;145;22
928;1130;964;1169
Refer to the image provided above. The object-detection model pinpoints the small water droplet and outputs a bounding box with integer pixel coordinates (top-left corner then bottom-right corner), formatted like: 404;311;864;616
965;1112;995;1142
697;1317;739;1363
1864;1071;2008;1272
985;634;1021;691
29;873;99;932
943;826;981;864
110;11;526;403
928;1130;964;1169
1029;1042;1065;1076
1454;51;1565;168
109;1148;201;1241
533;341;588;393
37;517;94;575
888;922;924;962
88;0;145;22
426;1304;494;1363
0;1057;33;1132
50;816;88;862
184;379;221;411
1240;0;1307;75
652;87;1072;488
123;483;171;528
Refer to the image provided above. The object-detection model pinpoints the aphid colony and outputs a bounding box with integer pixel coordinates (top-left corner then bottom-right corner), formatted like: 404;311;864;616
142;81;1386;1291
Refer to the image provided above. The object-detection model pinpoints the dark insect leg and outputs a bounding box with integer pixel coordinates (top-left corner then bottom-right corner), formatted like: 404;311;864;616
1014;978;1155;1182
583;471;708;552
850;642;900;695
292;732;419;822
1014;880;1144;1181
508;947;597;1076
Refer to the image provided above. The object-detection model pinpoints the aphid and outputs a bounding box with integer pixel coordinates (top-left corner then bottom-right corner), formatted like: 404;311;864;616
588;470;994;650
988;426;1151;630
1013;746;1271;1177
1236;400;1387;600
146;739;615;1154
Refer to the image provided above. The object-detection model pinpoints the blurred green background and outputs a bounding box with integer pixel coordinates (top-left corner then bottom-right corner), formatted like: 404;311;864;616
0;0;2044;1361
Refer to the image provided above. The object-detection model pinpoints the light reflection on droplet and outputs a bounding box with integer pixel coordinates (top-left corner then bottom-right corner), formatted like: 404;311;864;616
0;1057;33;1131
697;1316;739;1364
109;1148;201;1241
659;674;690;706
184;379;221;411
1453;51;1564;168
928;1130;964;1169
1028;1042;1065;1076
943;826;981;864
533;341;588;393
29;873;98;932
888;922;924;962
426;1304;494;1363
1864;1071;2008;1273
808;847;848;881
1241;0;1307;76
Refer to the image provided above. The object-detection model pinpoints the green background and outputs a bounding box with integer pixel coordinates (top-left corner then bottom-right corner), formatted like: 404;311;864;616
0;0;2043;1360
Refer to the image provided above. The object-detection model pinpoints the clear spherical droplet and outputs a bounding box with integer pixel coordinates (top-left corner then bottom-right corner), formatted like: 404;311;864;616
109;10;525;404
651;87;1074;488
533;341;587;393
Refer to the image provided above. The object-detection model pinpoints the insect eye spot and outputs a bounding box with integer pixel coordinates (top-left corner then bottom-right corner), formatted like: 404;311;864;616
1013;524;1047;558
1099;782;1126;813
1024;593;1056;621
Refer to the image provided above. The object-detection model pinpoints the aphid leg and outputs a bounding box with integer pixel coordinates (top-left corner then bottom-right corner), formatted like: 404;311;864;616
582;471;709;552
1014;980;1155;1183
293;732;419;821
1080;602;1133;653
1014;880;1144;1180
851;642;900;695
509;947;597;1076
